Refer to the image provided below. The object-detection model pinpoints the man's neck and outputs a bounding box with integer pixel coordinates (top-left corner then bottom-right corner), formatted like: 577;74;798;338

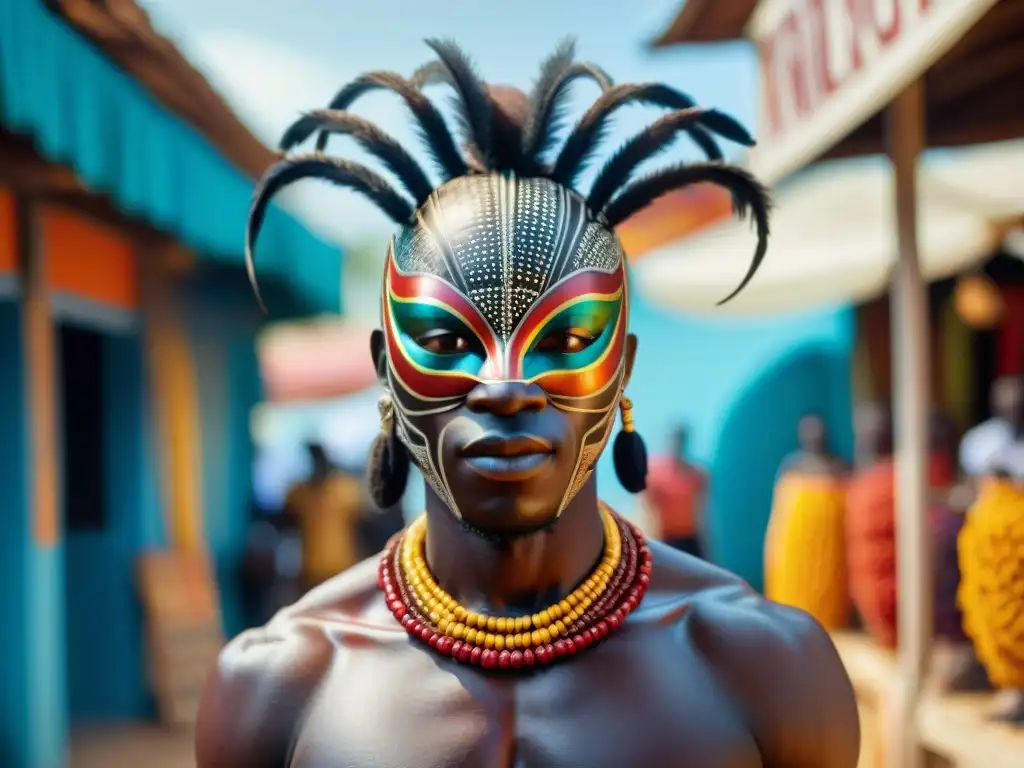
421;480;606;616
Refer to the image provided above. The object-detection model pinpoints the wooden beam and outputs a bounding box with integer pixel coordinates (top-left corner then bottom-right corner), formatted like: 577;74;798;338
0;138;81;195
885;80;931;768
140;239;205;553
16;194;60;548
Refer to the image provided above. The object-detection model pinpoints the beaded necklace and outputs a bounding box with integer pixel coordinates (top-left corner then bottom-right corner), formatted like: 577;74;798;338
378;505;652;669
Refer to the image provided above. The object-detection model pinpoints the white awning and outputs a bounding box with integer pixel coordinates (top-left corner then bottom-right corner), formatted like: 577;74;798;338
632;141;1024;316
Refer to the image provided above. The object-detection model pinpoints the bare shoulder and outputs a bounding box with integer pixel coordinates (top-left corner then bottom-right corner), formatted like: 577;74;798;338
196;558;385;768
646;543;860;767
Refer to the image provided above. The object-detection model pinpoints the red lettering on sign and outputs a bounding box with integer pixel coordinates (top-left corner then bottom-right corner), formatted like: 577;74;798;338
759;0;936;137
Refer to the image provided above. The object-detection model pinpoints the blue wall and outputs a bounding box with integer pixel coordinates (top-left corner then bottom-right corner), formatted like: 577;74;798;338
182;273;266;640
594;295;855;588
64;329;161;724
0;301;65;767
0;302;30;763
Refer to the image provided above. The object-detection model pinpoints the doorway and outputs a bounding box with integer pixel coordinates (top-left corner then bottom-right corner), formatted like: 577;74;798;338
59;320;149;726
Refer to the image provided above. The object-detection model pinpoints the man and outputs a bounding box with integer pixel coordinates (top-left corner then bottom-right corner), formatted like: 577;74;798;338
960;375;1024;478
198;40;858;767
643;425;707;558
282;442;363;590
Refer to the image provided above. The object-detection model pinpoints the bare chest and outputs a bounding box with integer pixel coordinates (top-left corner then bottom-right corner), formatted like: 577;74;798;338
289;629;762;768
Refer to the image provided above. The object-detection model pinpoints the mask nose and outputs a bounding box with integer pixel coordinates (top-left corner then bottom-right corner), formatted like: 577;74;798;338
465;380;547;417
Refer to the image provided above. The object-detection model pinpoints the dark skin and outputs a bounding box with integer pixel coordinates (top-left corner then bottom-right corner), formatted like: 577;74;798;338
197;332;860;767
782;414;848;477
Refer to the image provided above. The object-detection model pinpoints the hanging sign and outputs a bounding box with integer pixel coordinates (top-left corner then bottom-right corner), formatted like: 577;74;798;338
747;0;999;184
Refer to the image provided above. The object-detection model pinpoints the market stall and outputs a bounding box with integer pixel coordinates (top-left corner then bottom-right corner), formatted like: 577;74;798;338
651;0;1024;765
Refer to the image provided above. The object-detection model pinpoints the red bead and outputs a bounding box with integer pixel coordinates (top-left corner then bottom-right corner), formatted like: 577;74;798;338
509;650;523;669
607;614;621;630
481;649;498;669
458;643;473;663
589;627;601;643
535;645;550;664
597;620;609;637
428;632;441;649
573;634;587;652
522;649;534;667
451;640;464;660
553;639;568;657
498;650;511;669
408;620;423;635
626;596;639;611
637;573;650;587
470;646;483;665
419;625;434;643
388;599;404;614
400;614;413;628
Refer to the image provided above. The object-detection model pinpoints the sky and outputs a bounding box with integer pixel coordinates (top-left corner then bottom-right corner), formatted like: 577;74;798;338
136;0;757;248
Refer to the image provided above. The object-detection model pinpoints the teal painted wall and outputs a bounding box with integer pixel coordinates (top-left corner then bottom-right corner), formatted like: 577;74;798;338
182;273;266;640
594;295;855;588
0;301;66;767
0;302;30;764
63;329;160;724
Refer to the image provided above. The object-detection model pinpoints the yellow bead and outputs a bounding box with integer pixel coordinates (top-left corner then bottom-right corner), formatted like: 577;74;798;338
466;612;480;628
558;600;572;615
494;635;505;651
452;623;465;640
531;630;543;646
454;606;468;621
484;633;496;650
554;620;567;636
548;605;563;621
567;594;579;607
429;611;441;624
496;617;507;633
539;627;552;644
465;628;477;644
486;616;498;632
517;633;529;648
438;618;450;634
531;612;544;628
512;617;523;633
548;624;560;639
537;609;551;626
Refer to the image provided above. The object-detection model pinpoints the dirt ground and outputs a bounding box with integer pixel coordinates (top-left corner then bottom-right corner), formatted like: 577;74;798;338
70;725;194;768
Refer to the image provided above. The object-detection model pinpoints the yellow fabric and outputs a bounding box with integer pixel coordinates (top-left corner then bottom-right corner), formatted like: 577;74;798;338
286;473;363;586
764;472;849;630
958;478;1024;688
941;296;973;436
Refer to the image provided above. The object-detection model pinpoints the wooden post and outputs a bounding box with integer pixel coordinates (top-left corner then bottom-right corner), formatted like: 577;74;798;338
885;80;931;768
140;241;205;553
16;194;68;768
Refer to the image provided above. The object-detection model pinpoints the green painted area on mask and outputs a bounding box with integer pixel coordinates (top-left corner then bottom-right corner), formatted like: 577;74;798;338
389;297;485;374
522;297;621;379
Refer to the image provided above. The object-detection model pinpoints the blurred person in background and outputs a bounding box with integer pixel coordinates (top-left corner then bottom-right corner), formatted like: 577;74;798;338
960;375;1024;478
283;441;364;590
641;424;707;558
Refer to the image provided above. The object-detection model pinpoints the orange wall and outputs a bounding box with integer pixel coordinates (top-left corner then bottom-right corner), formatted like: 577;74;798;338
0;189;15;275
42;205;139;310
0;191;140;309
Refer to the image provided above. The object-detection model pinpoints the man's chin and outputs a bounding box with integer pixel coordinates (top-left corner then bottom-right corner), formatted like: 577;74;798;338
456;505;561;543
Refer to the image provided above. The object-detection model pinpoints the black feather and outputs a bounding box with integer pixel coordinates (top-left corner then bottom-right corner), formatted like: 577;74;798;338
423;39;494;167
246;155;415;312
602;162;771;304
552;83;758;188
306;71;467;181
526;56;615;163
280;110;434;205
587;108;709;213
